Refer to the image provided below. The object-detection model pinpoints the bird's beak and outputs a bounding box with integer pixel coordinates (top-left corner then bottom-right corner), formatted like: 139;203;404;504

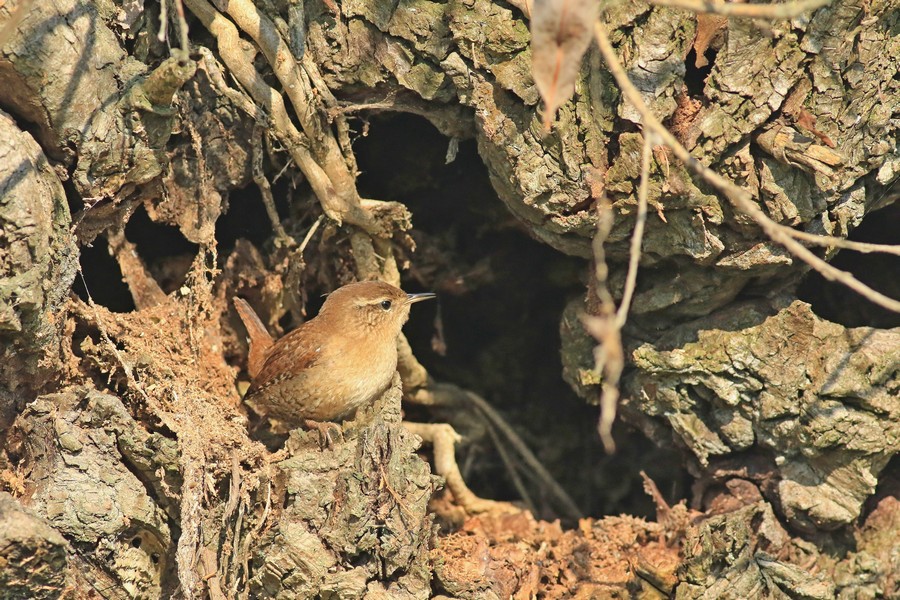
407;292;436;304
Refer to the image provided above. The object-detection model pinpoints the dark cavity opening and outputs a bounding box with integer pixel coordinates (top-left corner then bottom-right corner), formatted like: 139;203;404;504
215;178;292;253
72;236;135;313
684;47;717;97
124;205;199;294
798;202;900;328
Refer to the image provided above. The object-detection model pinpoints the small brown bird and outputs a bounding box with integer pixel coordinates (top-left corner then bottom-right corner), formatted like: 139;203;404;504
233;281;435;435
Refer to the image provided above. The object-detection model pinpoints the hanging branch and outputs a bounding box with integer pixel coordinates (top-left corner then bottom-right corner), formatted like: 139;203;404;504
616;133;652;329
583;132;653;453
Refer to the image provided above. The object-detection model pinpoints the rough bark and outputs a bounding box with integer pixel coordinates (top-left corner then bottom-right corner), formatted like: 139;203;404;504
0;108;79;429
623;298;898;532
1;0;898;598
247;378;436;599
0;492;70;598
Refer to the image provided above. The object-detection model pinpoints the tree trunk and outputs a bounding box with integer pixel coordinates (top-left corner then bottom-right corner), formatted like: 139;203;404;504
1;0;897;598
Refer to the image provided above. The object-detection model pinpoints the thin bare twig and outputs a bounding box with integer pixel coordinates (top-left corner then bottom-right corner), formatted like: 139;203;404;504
485;424;539;515
784;230;900;256
647;0;831;18
593;21;900;313
252;128;293;245
584;201;625;454
462;387;583;519
616;132;652;329
158;0;169;42
172;0;191;52
584;130;654;453
298;214;324;254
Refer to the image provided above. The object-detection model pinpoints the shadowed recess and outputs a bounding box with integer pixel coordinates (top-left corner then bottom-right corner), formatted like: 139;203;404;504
799;202;900;328
72;235;135;313
124;205;199;294
215;180;292;252
352;113;690;519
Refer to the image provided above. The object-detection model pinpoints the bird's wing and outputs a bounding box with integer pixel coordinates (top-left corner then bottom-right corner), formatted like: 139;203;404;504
245;323;322;397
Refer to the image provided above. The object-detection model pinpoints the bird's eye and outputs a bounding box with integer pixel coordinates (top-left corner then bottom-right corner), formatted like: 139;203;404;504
380;300;392;310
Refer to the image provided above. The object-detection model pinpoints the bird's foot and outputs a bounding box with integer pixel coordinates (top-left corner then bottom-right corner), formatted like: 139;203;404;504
304;419;344;449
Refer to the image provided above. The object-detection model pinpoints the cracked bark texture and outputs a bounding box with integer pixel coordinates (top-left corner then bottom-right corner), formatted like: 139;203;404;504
307;0;898;318
0;492;70;598
1;0;898;597
625;299;898;532
9;389;178;597
249;379;436;599
0;108;79;430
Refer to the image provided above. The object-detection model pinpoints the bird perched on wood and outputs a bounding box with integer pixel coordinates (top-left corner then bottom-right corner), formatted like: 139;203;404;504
233;281;435;442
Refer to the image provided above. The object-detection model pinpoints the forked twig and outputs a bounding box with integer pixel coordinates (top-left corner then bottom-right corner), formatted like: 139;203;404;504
403;422;515;514
485;423;539;515
462;387;582;519
412;382;583;519
584;201;624;454
252;128;293;246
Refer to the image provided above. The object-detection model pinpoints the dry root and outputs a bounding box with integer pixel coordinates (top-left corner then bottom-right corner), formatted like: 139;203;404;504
403;422;519;515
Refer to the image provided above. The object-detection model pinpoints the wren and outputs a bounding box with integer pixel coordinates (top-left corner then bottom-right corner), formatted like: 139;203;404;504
234;281;435;432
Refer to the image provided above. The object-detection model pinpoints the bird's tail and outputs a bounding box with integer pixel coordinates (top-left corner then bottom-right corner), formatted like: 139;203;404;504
233;297;274;379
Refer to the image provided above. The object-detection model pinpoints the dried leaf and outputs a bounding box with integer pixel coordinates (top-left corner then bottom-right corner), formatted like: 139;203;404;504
793;109;836;148
531;0;598;131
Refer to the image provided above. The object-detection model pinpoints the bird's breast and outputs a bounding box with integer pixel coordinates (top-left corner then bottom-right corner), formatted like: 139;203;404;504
314;338;398;414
